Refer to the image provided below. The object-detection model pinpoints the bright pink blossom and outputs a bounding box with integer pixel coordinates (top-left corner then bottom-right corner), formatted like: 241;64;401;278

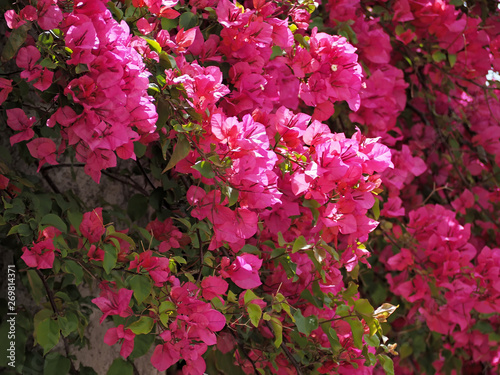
221;254;263;289
92;286;134;324
80;208;105;243
26;138;58;171
21;239;57;269
104;325;135;359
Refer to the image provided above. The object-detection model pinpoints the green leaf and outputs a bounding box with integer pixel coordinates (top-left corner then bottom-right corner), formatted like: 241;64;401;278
293;33;310;50
58;312;79;337
277;232;286;247
161;17;178;31
159;301;176;314
80;367;98;375
448;53;457;67
364;333;380;347
192;160;215;179
227;187;239;207
292;235;310;253
8;223;31;237
377;354;395;375
354;299;374;316
44;353;70;375
163;135;191;173
399;342;413;360
244;290;261;305
293;310;318;336
141;37;162;54
39;57;57;69
347;317;364;349
290;330;308;348
40;214;67;233
129;275;152;305
107;1;124;19
372;198;380;220
179;12;197;30
67;210;83;235
270;317;283;348
127;194;149;221
320;323;342;351
128;316;154;335
2;24;29;60
134;142;147;158
103;244;117;274
27;270;45;304
35;318;60;355
247;303;262;327
107;358;133;375
128;333;155;360
432;50;446;63
62;260;83;285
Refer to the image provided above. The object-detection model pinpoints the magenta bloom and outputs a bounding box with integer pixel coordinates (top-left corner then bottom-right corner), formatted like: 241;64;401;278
222;254;263;289
92;287;133;324
21;239;57;269
80;208;105;243
104;324;135;359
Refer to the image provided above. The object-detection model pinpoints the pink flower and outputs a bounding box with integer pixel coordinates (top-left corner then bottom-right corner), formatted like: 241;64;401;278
80;208;105;243
387;248;414;271
221;254;263;289
151;343;181;372
4;10;26;29
146;218;182;252
129;250;170;286
6;108;36;146
201;276;228;302
21;239;57;269
26;138;58;171
37;0;63;30
87;245;104;261
104;325;135;359
92;287;134;324
0;78;13;105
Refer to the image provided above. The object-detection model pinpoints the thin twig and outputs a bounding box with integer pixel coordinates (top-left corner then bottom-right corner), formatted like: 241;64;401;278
135;159;156;190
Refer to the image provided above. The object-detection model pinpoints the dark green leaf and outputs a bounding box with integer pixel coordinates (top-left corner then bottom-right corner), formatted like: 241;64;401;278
103;244;118;274
27;270;45;304
191;160;215;179
377;354;395;375
179;12;197;30
163;135;190;172
67;210;83;235
58;312;78;337
62;260;83;285
107;358;133;375
8;223;31;237
292;235;310;253
127;194;149;221
2;25;29;60
40;214;67;233
44;353;70;375
293;310;318;336
354;299;374;316
35;319;60;355
128;333;155;360
129;275;152;305
347;317;364;349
